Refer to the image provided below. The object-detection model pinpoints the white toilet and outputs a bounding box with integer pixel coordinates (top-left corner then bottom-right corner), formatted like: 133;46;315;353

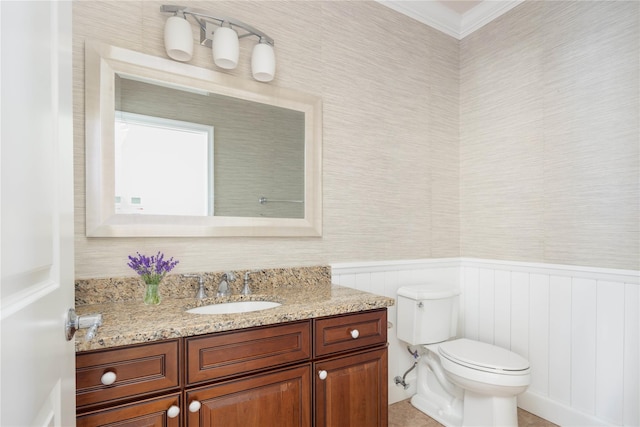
397;284;530;427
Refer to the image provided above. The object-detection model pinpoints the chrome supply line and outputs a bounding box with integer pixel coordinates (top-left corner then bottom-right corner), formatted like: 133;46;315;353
394;346;420;389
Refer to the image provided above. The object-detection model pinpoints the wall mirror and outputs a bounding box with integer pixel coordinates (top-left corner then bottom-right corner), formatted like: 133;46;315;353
85;41;322;237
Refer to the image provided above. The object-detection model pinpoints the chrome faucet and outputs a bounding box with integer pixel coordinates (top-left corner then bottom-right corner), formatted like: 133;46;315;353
242;270;261;295
217;272;235;297
183;274;207;300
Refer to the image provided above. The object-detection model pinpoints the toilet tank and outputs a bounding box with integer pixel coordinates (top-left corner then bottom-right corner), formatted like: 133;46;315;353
396;284;460;345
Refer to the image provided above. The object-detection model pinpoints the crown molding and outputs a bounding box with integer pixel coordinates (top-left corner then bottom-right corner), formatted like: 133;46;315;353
377;0;526;40
378;1;461;38
460;0;525;38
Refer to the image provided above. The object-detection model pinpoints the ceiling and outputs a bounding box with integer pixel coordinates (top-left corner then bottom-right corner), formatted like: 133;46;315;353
376;0;525;39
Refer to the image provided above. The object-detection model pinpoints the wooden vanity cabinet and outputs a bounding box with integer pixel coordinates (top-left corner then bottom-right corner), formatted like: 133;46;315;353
76;310;388;427
313;309;388;427
184;321;312;427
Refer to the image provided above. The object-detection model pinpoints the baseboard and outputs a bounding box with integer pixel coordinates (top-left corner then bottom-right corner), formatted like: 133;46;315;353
519;391;611;427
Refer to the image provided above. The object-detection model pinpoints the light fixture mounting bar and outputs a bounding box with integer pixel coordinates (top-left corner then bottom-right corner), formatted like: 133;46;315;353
160;4;274;46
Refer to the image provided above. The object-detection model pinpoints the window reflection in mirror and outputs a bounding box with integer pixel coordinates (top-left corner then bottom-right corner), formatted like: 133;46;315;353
115;75;305;219
115;111;213;216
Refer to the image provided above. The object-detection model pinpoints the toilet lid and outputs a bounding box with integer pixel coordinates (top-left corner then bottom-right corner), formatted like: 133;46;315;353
397;283;460;300
438;339;529;373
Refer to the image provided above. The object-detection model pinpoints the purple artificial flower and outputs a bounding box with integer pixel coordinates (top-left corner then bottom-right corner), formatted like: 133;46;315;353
127;251;179;285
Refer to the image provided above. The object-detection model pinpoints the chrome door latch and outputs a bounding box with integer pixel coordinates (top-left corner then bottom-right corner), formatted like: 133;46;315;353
65;308;103;341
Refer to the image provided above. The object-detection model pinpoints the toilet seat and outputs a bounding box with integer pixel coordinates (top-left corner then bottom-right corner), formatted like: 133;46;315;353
439;338;529;375
437;339;531;394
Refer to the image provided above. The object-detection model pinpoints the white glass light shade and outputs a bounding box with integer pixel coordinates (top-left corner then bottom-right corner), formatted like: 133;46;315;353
251;43;276;82
164;15;193;62
212;26;239;69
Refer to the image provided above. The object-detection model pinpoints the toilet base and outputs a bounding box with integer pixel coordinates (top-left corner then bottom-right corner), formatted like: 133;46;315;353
411;390;519;427
462;391;518;427
410;345;523;427
411;393;462;427
410;354;463;427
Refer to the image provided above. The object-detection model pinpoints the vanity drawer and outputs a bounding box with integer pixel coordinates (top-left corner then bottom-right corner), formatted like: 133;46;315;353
76;339;181;409
186;320;311;385
77;393;181;427
313;309;387;357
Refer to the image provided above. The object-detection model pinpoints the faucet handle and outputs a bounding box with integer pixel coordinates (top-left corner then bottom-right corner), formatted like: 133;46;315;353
183;274;207;299
223;271;236;281
243;269;261;281
241;270;262;295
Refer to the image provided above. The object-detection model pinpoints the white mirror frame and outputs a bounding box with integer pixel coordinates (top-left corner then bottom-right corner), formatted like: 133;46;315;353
85;41;322;237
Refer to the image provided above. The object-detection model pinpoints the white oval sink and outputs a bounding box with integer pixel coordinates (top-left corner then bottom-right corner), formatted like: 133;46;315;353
186;301;281;315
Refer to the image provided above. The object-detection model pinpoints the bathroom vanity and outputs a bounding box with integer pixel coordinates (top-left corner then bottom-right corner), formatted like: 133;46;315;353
74;269;393;427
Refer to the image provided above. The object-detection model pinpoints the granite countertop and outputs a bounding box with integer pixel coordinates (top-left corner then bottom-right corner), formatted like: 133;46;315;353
75;285;395;352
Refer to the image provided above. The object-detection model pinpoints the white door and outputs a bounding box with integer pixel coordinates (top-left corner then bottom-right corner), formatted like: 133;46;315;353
0;1;75;426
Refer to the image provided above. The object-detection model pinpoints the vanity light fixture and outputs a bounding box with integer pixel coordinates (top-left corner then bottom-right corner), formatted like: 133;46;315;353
161;4;276;82
163;10;193;62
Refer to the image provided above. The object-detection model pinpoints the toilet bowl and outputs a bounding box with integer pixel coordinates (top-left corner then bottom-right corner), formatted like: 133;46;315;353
438;338;530;397
397;284;531;427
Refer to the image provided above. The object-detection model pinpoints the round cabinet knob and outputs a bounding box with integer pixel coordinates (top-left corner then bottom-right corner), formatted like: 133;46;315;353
189;400;202;413
350;329;360;339
100;371;116;385
318;370;328;380
167;405;180;418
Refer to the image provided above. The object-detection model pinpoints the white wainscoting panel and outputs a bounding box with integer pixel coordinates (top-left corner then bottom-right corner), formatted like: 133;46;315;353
596;281;625;424
571;278;598;416
493;270;512;350
548;275;572;406
623;284;639;427
510;272;530;361
529;273;550;395
332;258;639;426
460;259;639;427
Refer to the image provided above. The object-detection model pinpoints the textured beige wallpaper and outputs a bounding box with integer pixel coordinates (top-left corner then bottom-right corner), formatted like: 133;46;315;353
75;0;637;278
73;1;460;278
460;1;639;270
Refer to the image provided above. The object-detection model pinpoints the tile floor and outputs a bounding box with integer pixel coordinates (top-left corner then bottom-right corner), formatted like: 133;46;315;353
388;399;558;427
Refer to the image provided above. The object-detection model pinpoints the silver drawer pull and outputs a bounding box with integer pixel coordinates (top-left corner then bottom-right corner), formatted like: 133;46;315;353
350;329;360;339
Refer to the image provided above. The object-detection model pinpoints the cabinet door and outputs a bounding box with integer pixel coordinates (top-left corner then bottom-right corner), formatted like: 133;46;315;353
314;348;388;427
77;394;181;427
187;365;311;427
